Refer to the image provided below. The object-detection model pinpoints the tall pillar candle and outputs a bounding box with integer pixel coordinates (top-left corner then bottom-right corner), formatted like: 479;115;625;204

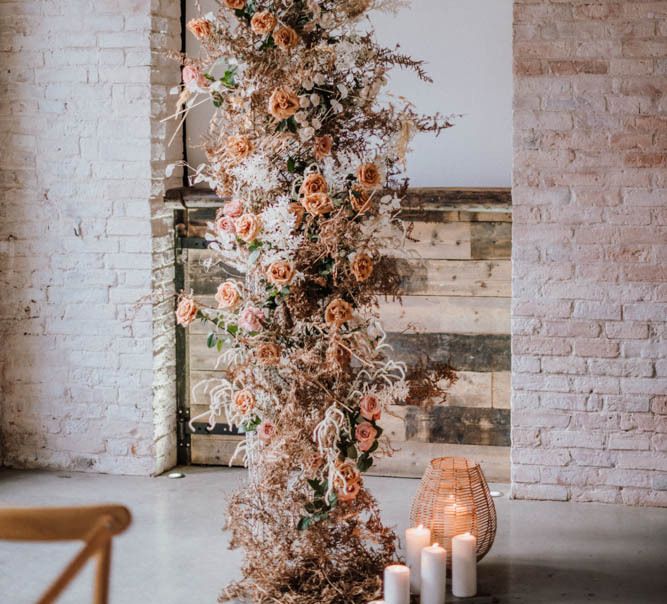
421;543;447;604
383;564;410;604
452;532;477;598
405;524;431;593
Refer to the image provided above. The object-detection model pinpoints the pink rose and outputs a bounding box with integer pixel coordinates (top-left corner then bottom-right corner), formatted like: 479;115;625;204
223;199;244;218
239;305;264;332
216;216;236;234
355;421;377;452
257;420;275;443
175;295;198;327
182;65;209;90
359;394;381;422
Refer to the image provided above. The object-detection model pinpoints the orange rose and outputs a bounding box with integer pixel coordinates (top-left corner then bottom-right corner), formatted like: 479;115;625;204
351;253;373;282
256;342;281;366
234;389;255;415
176;295;198;326
356;163;382;189
349;186;373;214
227;135;253;161
250;11;276;35
274;25;299;51
355;421;378;452
313;135;333;160
334;460;361;502
266;261;295;286
215;280;242;310
302;192;333;216
325;298;353;327
300;173;328;196
360;394;381;422
223;0;245;9
288;202;305;229
268;86;300;120
187;18;213;39
236;213;261;242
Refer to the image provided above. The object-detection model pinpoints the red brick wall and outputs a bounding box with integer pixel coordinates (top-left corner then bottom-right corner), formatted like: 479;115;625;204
512;0;667;506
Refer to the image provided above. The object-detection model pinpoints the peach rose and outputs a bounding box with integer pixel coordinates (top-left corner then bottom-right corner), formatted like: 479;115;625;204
187;18;213;39
236;213;261;242
359;394;381;422
349;186;373;214
176;295;198;326
234;389;255;415
257;420;275;443
268;86;300;120
266;261;295;286
223;199;244;218
302;192;333;216
300;173;328;196
256;342;281;366
227;135;254;161
215;215;236;234
334;461;361;502
250;11;276;35
215;280;242;310
224;0;245;9
239;305;264;332
325;298;353;327
288;202;305;229
355;422;378;452
356;162;382;189
351;253;373;282
274;25;299;51
313;135;333;160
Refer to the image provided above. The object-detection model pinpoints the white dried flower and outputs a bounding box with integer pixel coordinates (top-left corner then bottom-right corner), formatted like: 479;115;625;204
299;126;315;141
310;93;321;107
337;83;348;99
299;95;311;108
311;118;322;130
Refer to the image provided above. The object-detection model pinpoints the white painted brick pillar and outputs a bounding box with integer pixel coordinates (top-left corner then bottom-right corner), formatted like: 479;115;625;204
512;0;667;506
0;1;182;474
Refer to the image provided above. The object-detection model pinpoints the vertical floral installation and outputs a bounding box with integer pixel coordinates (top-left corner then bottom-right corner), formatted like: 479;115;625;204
174;1;453;602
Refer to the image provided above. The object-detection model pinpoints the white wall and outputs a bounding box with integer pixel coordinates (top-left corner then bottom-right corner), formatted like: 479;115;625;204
185;0;513;187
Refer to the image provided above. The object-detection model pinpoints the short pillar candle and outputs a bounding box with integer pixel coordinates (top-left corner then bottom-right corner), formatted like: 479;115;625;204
405;524;431;593
383;564;410;604
421;543;447;604
452;532;477;598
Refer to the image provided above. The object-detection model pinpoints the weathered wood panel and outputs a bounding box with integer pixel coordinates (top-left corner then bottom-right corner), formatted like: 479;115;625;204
175;187;512;474
379;296;511;335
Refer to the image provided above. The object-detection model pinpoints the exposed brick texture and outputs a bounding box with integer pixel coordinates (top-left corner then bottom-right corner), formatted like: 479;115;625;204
512;0;667;506
0;0;182;474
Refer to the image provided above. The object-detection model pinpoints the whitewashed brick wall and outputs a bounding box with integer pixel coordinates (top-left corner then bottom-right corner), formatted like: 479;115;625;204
512;0;667;506
0;0;182;474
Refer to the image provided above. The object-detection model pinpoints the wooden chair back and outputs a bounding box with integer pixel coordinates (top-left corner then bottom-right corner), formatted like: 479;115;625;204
0;505;132;604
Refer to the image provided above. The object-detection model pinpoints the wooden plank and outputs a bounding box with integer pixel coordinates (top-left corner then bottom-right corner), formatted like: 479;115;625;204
386;333;510;372
368;442;510;482
191;434;245;466
400;221;471;260
445;371;493;408
187;250;510;298
471;222;512;259
379;296;511;335
492;372;511;410
430;406;511;447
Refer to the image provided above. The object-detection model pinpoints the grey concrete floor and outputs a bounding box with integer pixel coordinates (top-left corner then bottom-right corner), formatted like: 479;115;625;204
0;467;666;604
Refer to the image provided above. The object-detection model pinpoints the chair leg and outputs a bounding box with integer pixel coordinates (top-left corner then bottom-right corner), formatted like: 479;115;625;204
94;540;112;604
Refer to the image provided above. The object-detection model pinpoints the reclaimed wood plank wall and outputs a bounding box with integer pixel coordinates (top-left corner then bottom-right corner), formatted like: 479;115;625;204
171;187;512;481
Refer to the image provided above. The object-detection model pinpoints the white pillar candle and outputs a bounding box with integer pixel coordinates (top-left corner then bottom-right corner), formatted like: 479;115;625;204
452;532;477;598
383;564;410;604
421;543;447;604
405;524;431;593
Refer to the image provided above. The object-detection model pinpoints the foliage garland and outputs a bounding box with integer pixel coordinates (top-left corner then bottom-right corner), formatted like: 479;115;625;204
172;1;454;601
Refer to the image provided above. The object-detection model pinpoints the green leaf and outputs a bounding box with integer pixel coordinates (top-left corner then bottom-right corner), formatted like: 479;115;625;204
216;339;223;352
357;454;373;472
368;440;379;454
346;444;358;460
206;333;216;348
297;517;311;531
226;324;238;336
287;157;296;173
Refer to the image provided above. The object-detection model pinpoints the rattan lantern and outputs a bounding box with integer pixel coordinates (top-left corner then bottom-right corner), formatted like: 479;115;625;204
409;457;496;566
